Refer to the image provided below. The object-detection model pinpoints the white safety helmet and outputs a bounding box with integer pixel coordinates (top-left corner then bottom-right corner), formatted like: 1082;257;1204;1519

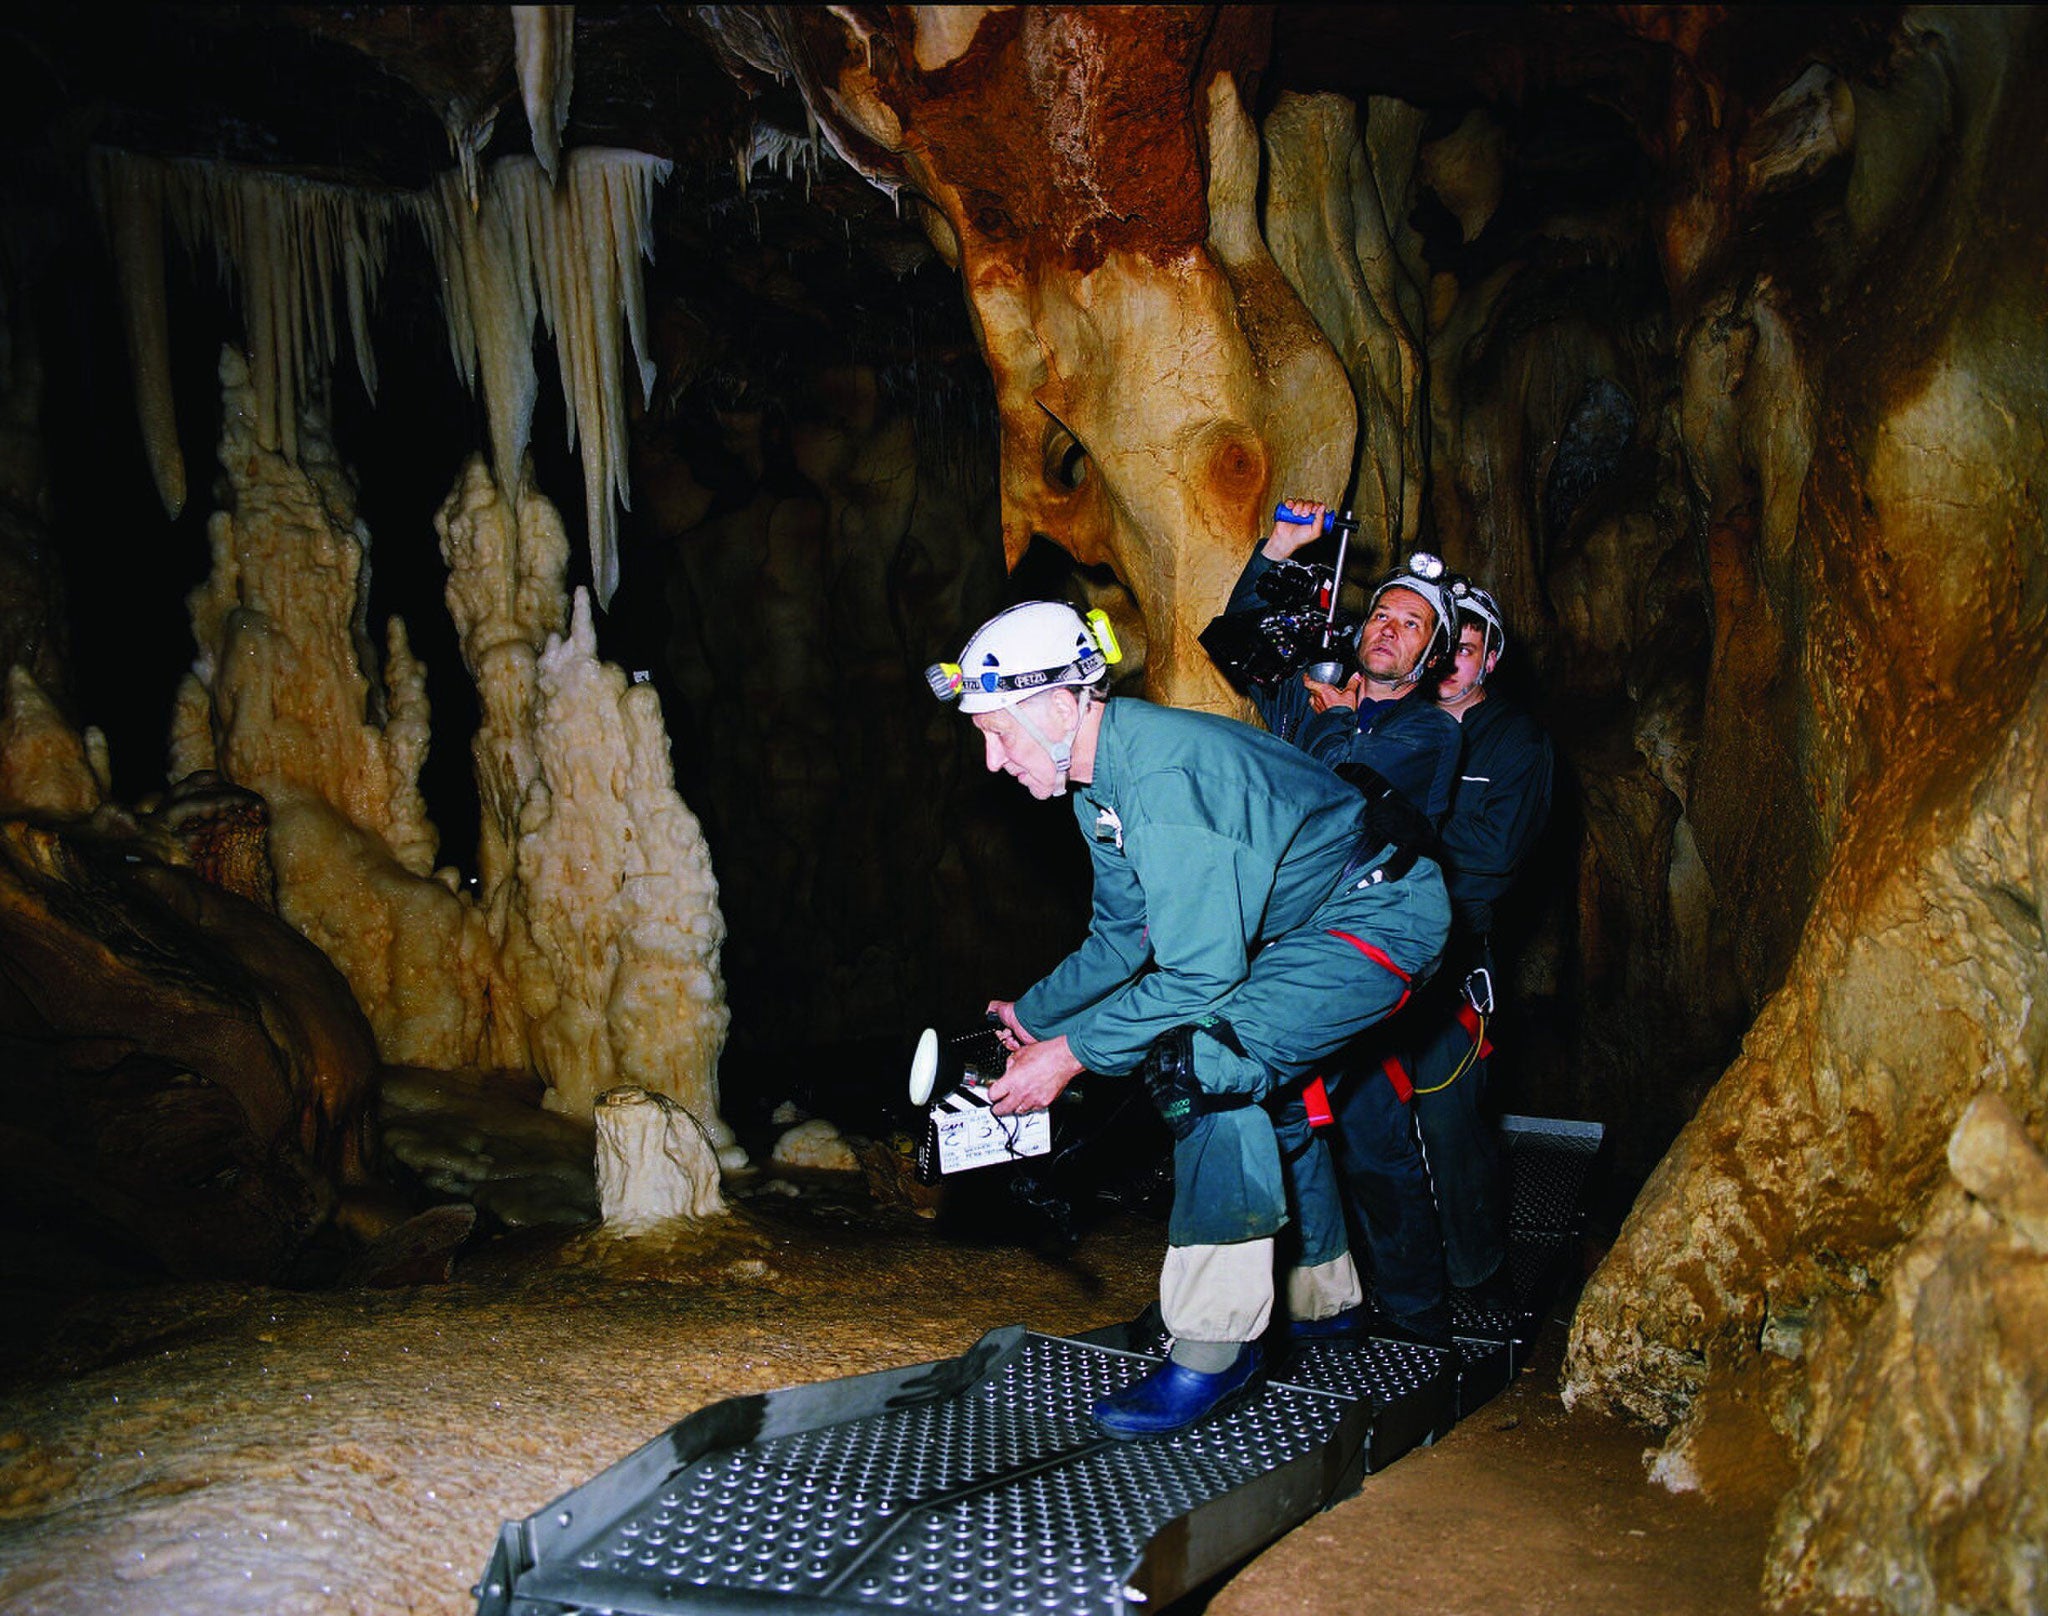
1450;578;1507;666
1363;552;1457;679
926;602;1122;714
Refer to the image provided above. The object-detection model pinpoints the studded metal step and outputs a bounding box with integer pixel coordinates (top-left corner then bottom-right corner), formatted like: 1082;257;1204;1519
1500;1114;1604;1237
471;1115;1602;1616
471;1326;1407;1616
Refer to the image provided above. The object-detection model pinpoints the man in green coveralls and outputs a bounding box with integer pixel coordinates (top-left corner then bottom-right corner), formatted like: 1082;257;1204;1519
927;601;1449;1437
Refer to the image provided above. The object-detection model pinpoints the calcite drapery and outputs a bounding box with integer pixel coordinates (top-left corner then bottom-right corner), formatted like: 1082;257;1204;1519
720;7;1402;713
93;145;668;606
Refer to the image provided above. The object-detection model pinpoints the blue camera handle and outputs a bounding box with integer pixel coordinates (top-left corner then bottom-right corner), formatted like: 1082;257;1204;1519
1273;503;1335;533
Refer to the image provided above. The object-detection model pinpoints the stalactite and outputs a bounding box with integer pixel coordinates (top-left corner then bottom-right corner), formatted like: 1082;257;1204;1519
420;150;666;606
92;155;184;518
93;146;668;606
92;150;403;511
512;5;577;183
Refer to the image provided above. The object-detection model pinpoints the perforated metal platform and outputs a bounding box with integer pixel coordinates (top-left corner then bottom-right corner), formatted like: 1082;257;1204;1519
471;1114;1602;1616
472;1327;1405;1616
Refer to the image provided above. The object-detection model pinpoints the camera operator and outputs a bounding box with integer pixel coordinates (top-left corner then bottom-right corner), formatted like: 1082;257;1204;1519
930;601;1448;1437
1219;500;1468;1345
1408;583;1554;1293
1225;499;1462;822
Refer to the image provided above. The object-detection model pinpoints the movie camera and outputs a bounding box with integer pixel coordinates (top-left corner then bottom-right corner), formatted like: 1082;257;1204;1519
1198;504;1366;693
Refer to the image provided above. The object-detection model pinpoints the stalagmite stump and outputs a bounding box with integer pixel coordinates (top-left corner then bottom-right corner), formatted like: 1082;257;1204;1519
594;1086;726;1232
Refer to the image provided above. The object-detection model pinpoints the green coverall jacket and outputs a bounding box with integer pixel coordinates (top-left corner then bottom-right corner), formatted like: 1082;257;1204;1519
1015;698;1449;1246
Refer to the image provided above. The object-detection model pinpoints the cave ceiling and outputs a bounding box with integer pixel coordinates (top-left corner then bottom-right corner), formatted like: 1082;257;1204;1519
2;7;1900;227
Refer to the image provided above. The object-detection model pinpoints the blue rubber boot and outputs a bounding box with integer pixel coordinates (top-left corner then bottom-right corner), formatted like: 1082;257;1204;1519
1092;1345;1261;1439
1287;1303;1372;1341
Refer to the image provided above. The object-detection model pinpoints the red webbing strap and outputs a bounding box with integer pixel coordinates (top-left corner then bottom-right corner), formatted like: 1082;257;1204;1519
1455;1001;1496;1060
1381;1055;1414;1103
1303;1075;1334;1128
1326;929;1412;1016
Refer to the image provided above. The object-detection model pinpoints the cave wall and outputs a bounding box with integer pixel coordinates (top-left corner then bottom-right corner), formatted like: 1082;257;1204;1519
1555;9;2048;1608
697;7;2048;1606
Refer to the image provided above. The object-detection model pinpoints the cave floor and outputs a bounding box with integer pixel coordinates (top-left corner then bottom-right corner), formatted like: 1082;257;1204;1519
0;1204;1769;1616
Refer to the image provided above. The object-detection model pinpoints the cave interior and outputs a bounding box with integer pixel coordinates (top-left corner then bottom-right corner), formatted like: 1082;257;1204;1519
0;6;2043;1614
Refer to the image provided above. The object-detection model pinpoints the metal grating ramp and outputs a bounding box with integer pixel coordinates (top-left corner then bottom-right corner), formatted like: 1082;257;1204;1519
1501;1114;1604;1237
471;1115;1603;1616
473;1327;1386;1616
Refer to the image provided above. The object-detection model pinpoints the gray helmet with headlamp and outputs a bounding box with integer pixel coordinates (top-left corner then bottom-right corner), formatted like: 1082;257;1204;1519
1449;578;1507;667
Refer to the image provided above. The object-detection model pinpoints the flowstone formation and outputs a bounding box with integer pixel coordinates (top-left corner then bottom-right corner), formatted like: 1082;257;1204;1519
1538;10;2048;1611
178;354;736;1159
707;8;1433;714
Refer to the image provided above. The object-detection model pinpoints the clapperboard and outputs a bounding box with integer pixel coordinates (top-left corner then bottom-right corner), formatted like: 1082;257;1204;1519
912;1025;1052;1181
924;1081;1053;1175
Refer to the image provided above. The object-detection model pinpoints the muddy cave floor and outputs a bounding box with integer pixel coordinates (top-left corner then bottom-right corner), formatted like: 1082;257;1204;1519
0;1178;1776;1616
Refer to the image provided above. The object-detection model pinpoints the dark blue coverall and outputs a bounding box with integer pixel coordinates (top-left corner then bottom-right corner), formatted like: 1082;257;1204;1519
1410;692;1554;1287
1227;545;1462;1335
1013;697;1448;1344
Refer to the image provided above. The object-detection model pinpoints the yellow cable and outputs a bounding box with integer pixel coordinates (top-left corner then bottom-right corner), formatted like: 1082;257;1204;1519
1411;1013;1486;1096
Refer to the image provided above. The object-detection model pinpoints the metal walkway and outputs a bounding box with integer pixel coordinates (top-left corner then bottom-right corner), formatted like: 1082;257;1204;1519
471;1114;1601;1616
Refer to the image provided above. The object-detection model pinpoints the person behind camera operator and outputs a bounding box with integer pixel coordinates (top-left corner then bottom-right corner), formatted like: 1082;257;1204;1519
927;601;1448;1438
1407;582;1554;1293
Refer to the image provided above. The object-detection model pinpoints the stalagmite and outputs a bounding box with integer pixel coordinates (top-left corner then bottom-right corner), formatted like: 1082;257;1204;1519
92;146;668;605
180;347;505;1071
0;665;105;818
437;456;737;1155
512;6;577;183
594;1086;726;1232
516;587;735;1154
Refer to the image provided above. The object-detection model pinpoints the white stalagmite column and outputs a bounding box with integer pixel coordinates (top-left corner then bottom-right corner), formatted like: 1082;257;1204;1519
438;454;739;1162
594;1086;726;1231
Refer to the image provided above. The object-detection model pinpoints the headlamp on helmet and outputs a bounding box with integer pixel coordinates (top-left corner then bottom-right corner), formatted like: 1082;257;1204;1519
1448;577;1507;666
